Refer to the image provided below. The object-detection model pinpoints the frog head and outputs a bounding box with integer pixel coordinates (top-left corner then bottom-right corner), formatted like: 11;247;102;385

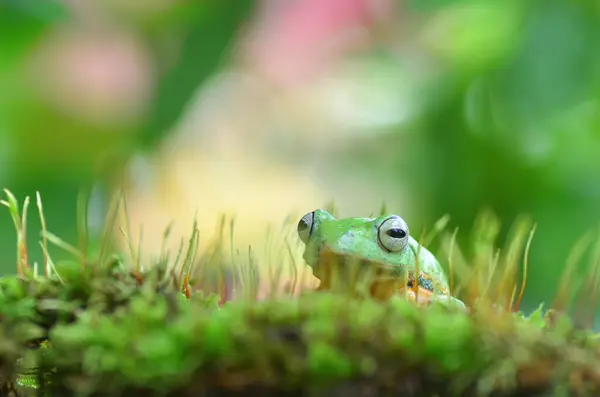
296;209;453;303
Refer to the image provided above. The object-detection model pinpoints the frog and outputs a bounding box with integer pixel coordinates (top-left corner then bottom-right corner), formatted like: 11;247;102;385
296;209;465;308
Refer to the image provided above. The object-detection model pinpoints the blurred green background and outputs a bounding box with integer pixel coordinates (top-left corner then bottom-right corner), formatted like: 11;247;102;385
2;0;600;314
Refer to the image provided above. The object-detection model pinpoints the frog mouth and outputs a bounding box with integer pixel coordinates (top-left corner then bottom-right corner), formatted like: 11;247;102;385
311;250;439;300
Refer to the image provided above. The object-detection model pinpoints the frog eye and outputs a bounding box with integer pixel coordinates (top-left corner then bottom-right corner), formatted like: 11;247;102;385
297;211;315;243
378;215;409;252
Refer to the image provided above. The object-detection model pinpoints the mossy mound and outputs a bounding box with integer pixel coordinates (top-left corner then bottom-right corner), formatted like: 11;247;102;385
1;263;599;397
1;190;599;396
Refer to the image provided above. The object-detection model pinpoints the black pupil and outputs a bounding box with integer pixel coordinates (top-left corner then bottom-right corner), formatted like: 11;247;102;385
298;220;308;232
386;228;406;239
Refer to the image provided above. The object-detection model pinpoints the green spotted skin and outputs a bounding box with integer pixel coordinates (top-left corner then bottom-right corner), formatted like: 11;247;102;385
298;209;466;308
303;210;447;284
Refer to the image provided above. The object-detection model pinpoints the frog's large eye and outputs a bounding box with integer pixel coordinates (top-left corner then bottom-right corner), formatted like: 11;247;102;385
297;211;315;243
378;215;409;252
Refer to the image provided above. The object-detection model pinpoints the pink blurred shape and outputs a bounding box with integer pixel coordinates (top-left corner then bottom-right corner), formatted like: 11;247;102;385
247;0;393;87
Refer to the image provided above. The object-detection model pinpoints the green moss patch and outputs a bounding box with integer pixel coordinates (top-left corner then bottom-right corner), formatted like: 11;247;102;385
0;191;599;396
0;265;599;397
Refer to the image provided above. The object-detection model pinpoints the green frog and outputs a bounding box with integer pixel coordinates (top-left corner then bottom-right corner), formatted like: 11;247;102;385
297;209;465;308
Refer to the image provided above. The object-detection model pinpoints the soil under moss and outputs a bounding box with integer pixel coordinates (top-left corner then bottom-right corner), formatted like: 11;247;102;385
0;261;599;397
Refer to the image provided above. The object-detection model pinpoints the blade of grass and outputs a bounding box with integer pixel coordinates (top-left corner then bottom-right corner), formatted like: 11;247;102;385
552;231;594;313
183;224;201;298
422;214;451;247
159;221;173;268
496;216;531;310
136;225;144;272
3;190;28;276
44;231;84;258
119;192;139;271
97;190;123;266
166;237;185;285
36;192;50;277
284;238;298;297
179;217;200;293
39;241;63;284
119;227;135;269
20;195;30;275
480;249;500;301
447;226;459;296
76;188;90;269
572;225;600;328
586;226;600;327
229;217;238;298
514;224;536;312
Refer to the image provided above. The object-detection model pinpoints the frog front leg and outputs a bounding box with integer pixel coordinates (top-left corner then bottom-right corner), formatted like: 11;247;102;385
368;278;442;305
400;273;467;309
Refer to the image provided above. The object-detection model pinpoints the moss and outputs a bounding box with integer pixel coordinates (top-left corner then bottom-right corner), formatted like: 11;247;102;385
1;268;599;397
1;191;600;396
